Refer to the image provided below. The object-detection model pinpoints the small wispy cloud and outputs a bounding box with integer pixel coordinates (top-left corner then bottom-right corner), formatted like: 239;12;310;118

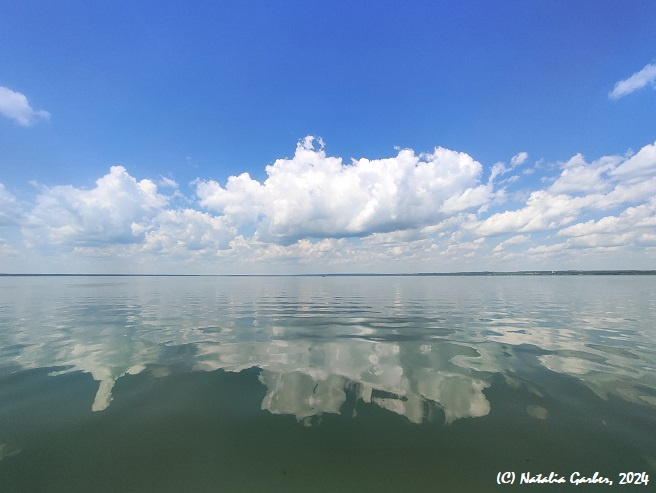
488;151;528;184
0;86;51;126
609;62;656;100
510;152;528;167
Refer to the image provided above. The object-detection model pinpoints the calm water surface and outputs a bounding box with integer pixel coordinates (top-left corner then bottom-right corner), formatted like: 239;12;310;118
0;275;655;492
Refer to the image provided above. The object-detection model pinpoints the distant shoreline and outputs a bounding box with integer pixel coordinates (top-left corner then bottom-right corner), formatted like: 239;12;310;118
1;270;655;277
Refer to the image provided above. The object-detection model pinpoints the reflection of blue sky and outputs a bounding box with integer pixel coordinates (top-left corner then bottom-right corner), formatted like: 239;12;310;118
1;276;655;420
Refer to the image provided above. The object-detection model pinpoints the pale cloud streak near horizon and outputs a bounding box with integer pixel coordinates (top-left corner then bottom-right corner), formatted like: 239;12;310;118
1;137;656;273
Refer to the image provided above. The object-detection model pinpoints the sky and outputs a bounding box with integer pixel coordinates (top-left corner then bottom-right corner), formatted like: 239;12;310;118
1;0;656;274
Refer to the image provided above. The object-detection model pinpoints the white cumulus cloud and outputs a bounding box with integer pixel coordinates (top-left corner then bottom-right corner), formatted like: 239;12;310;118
141;209;236;256
549;153;620;194
23;166;168;247
471;140;656;237
471;190;594;237
609;62;656;100
0;86;51;126
4;137;656;273
610;140;656;181
557;199;656;238
196;137;490;243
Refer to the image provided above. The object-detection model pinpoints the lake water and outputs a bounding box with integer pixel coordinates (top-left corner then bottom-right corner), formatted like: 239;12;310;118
1;275;655;492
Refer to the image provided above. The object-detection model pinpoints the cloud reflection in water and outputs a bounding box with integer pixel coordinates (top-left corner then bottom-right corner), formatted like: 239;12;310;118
1;276;655;422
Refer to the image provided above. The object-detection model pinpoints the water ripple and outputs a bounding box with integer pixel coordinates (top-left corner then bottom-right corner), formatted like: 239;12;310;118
1;275;655;423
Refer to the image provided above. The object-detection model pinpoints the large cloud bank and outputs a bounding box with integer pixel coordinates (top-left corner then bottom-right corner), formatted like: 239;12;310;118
2;137;656;272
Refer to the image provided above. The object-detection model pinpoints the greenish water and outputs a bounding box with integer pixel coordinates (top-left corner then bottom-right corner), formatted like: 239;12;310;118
0;276;655;492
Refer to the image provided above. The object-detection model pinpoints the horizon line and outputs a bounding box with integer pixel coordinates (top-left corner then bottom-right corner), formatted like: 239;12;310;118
1;270;655;277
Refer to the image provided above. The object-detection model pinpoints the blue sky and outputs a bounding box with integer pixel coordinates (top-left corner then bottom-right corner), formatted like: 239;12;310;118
1;1;656;273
